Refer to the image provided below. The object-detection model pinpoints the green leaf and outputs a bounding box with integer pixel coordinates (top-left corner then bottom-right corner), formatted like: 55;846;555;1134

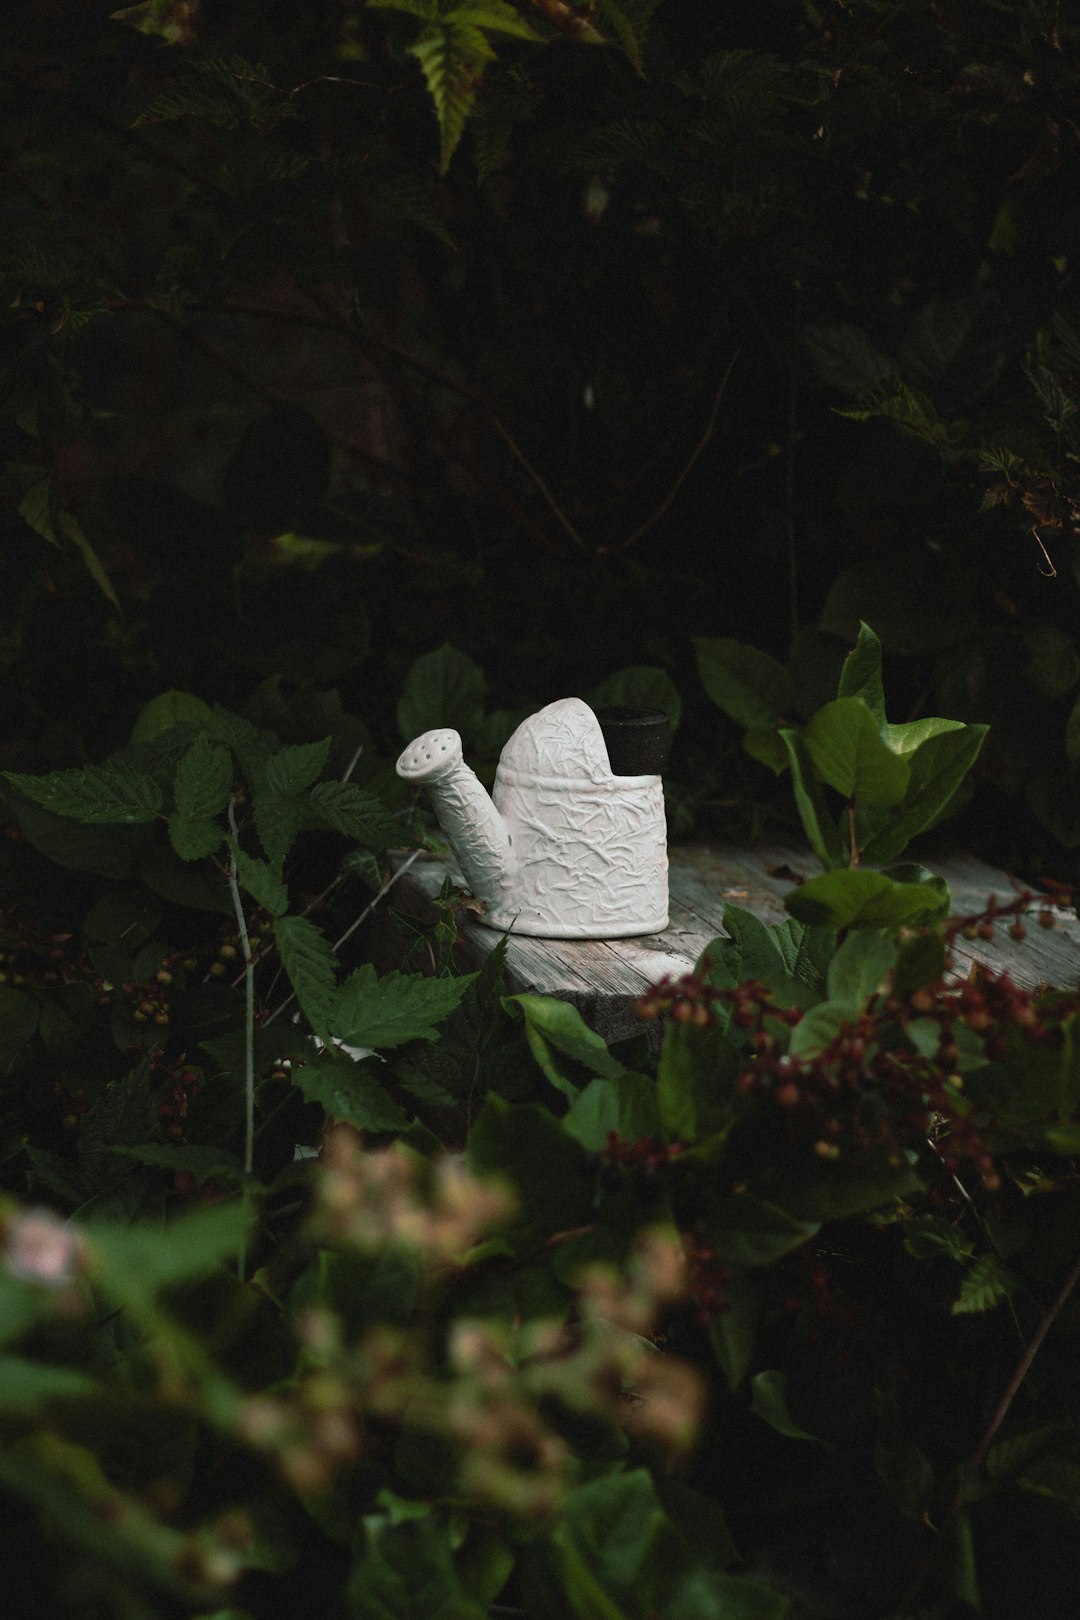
587;665;681;734
412;23;496;172
254;790;306;867
786;870;947;931
742;727;789;774
0;986;39;1064
1066;691;1080;765
265;737;332;797
779;731;845;869
444;1;542;39
397;644;486;744
826;931;895;1010
346;1512;486;1620
952;1253;1017;1315
273;915;339;1044
3;762;162;824
108;1143;246;1187
309;780;398;846
664;1569;791;1620
174;733;233;820
885;716;965;755
802;322;897;394
503;994;622;1098
229;841;288;917
56;511;121;610
750;1370;831;1445
562;1073;661;1151
86;1201;251;1291
0;1357;97;1411
551;1471;682;1619
874;1407;934;1520
859;725;988;866
803;698;910;805
709;1272;761;1392
469;1095;593;1250
706;1195;819;1268
694;639;794;730
168;813;224;861
131;691;216;745
1023;626;1080;697
788;1000;848;1059
837;622;885;727
333;964;476;1050
293;1051;408;1133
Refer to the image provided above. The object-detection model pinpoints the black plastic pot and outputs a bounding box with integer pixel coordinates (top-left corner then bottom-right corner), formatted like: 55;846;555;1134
592;705;671;776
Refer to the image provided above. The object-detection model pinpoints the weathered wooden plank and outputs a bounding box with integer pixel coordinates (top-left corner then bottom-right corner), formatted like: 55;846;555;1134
385;843;1080;1042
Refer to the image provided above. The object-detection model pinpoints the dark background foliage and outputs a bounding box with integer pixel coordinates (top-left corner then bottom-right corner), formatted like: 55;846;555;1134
4;0;1080;879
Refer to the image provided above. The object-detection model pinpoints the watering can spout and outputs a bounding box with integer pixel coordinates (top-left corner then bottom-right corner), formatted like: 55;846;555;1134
396;728;517;909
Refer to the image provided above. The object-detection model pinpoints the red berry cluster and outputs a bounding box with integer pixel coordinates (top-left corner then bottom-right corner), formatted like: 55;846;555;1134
153;1055;202;1143
635;969;723;1025
603;1132;686;1171
683;1231;733;1328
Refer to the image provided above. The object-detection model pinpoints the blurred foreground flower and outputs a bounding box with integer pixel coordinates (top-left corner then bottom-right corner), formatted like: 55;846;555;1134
3;1207;84;1288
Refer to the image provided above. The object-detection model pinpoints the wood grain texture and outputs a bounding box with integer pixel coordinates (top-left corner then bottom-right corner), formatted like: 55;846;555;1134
385;843;1080;1042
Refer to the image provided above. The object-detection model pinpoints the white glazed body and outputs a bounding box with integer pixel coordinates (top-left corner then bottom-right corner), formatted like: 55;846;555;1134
395;697;668;939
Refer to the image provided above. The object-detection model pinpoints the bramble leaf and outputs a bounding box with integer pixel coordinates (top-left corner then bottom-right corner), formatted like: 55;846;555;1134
168;813;224;861
293;1051;408;1133
3;763;162;824
273;915;340;1043
333;964;476;1050
265;737;332;797
174;733;233;820
229;841;288;917
309;780;398;846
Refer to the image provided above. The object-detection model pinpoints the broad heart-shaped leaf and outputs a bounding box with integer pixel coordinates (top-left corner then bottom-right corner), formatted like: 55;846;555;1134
309;780;398;847
562;1073;661;1151
700;904;822;1004
265;736;332;797
705;1194;819;1268
694;638;794;730
411;22;496;172
3;762;162;824
168;813;223;862
468;1095;593;1251
397;643;486;745
885;715;965;755
859;724;988;866
503;994;623;1099
293;1051;407;1133
663;1570;791;1620
130;688;215;744
333;964;476;1050
587;664;682;734
173;732;232;820
826;931;896;1010
273;915;339;1044
837;621;885;727
786;869;946;931
803;698;910;805
709;1272;761;1392
779;730;845;870
229;840;288;917
550;1470;684;1620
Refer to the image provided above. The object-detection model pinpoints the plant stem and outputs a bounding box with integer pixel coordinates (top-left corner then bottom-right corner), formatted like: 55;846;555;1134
847;797;860;867
897;1245;1080;1615
226;801;256;1280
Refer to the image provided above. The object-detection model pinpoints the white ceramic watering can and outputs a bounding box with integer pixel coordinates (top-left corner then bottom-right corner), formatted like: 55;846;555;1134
396;697;669;938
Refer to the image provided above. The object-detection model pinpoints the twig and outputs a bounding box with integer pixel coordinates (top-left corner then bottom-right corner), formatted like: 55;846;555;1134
263;850;423;1028
599;352;739;555
489;416;592;553
225;800;256;1280
897;1246;1080;1614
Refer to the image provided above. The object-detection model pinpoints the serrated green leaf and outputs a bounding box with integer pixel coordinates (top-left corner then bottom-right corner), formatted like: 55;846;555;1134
168;813;224;861
174;733;233;820
444;1;541;40
952;1252;1017;1315
410;23;496;173
804;698;910;805
309;780;398;846
264;737;331;798
254;790;305;866
293;1051;408;1133
3;763;162;824
273;915;339;1043
333;963;476;1050
803;322;896;394
229;840;288;916
694;638;794;731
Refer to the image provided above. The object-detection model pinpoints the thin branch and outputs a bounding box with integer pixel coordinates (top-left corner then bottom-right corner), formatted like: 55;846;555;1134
225;800;255;1281
488;416;591;553
599;351;739;555
897;1246;1080;1615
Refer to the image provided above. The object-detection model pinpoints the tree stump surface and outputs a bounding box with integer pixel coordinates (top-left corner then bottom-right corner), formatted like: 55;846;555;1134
384;844;1080;1044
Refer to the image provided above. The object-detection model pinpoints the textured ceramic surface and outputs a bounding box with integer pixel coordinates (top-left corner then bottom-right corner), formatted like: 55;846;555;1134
396;696;669;938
